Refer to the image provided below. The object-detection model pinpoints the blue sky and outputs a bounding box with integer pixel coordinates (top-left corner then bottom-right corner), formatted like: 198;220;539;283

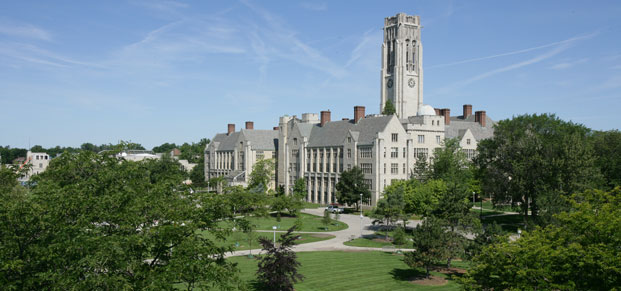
1;0;620;149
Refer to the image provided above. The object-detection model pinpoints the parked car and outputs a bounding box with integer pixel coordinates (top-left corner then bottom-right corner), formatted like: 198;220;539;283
327;205;344;213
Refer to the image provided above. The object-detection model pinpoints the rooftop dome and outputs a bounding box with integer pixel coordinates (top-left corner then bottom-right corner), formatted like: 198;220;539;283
417;104;436;116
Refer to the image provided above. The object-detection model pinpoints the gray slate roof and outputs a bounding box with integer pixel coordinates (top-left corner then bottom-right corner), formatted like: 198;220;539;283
306;115;394;147
209;130;278;151
445;115;495;141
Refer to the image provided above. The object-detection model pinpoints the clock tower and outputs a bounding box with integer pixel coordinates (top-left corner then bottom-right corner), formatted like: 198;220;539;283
380;13;423;118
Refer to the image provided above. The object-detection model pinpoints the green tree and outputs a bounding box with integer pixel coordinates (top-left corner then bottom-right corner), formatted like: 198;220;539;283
372;184;407;238
152;142;177;153
322;209;332;230
189;157;206;187
257;227;304;291
463;187;621;290
476;113;602;226
403;179;445;217
0;150;242;290
404;217;448;278
382;99;396;115
590;130;621;188
335;166;371;210
248;158;275;193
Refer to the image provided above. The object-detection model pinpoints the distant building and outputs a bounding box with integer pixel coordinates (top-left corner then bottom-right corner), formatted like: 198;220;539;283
18;151;51;181
205;122;278;189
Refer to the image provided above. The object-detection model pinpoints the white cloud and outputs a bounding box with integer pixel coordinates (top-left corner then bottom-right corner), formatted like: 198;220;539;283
300;2;327;11
549;58;589;70
599;75;621;90
0;23;52;41
429;32;598;70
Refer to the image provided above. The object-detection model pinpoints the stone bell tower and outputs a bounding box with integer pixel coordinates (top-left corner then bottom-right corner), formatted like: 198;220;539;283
380;13;423;118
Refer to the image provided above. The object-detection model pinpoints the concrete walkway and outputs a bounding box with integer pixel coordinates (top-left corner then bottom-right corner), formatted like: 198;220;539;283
225;208;418;258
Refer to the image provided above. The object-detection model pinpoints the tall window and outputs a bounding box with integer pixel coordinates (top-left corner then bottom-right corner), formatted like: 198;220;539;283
384;163;386;174
391;163;398;174
467;139;471;145
436;135;441;144
391;147;398;158
391;133;398;142
347;149;351;158
418;135;425;144
403;147;406;158
361;163;372;174
403;163;406;174
293;138;298;145
359;147;372;158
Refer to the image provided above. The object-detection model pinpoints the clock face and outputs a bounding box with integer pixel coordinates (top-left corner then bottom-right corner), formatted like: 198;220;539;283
408;78;416;88
387;79;393;88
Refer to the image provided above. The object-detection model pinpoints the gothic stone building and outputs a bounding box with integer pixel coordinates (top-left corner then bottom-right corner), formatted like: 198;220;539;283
205;13;495;205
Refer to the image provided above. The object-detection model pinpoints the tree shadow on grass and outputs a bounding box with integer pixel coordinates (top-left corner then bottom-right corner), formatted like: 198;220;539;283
390;268;427;281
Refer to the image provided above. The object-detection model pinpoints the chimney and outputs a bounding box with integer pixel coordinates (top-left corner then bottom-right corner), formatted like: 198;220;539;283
320;110;331;127
475;110;487;127
227;123;235;135
354;106;365;123
273;126;279;131
434;108;441;116
245;121;254;130
463;104;472;119
442;108;451;125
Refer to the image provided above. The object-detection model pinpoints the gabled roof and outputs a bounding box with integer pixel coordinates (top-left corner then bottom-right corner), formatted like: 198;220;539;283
445;115;495;141
240;129;278;151
306;115;394;147
209;130;278;152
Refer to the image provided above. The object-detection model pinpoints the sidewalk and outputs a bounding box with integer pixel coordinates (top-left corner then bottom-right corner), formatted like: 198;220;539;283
225;208;417;258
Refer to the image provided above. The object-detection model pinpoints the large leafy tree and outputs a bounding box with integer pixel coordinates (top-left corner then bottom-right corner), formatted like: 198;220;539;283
590;130;621;189
256;227;304;291
0;150;242;290
476;113;602;226
248;158;275;193
463;187;621;290
372;183;407;228
335;166;371;210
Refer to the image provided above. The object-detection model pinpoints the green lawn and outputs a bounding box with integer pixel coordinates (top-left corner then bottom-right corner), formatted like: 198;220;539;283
229;251;463;290
244;213;348;232
344;237;410;249
302;202;321;209
200;230;335;251
344;229;411;249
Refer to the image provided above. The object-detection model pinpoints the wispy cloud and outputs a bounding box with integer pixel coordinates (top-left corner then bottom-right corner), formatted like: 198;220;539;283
598;75;621;90
428;32;598;69
0;23;52;41
241;0;346;78
549;58;589;70
0;42;103;68
300;2;327;11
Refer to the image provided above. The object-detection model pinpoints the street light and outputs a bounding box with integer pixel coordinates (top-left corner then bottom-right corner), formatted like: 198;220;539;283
272;226;277;245
359;193;363;238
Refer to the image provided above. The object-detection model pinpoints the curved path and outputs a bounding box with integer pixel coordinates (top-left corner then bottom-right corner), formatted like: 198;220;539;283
225;208;420;258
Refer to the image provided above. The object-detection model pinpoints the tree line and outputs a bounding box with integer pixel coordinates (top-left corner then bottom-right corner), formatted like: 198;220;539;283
360;113;621;289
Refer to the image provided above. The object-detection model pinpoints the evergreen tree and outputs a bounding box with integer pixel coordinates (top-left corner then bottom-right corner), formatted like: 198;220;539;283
382;99;396;115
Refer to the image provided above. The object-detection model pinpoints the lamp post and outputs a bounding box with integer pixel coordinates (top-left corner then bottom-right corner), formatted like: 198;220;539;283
272;226;277;245
359;193;363;238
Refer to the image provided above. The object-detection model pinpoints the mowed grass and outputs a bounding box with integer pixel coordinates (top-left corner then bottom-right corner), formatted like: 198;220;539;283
230;251;462;290
344;236;410;249
200;231;335;251
244;213;348;232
